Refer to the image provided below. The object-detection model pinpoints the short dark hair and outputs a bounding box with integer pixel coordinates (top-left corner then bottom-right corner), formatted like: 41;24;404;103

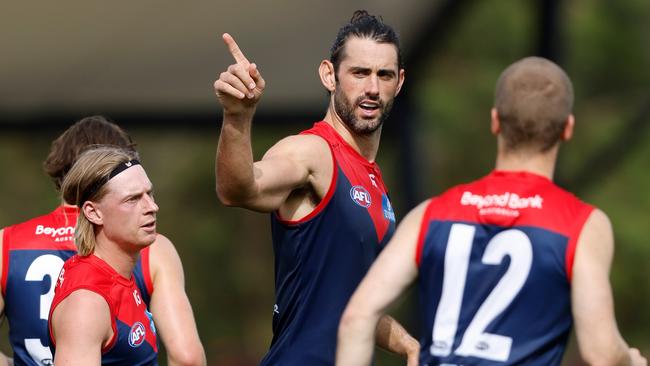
43;115;137;192
494;57;574;152
329;10;403;73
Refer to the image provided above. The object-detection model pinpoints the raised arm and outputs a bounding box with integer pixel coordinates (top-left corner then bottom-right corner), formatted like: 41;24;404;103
51;290;111;366
572;209;647;366
214;34;264;205
214;34;329;212
337;201;428;366
148;234;206;366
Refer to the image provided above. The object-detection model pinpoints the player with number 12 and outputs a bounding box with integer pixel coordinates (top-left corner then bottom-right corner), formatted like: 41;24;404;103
336;57;646;366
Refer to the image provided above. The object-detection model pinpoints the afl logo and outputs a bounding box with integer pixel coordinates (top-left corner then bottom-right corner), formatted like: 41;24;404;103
128;322;146;348
350;186;371;208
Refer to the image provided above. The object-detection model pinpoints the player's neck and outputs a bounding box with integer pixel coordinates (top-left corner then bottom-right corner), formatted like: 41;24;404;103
323;108;380;162
495;149;558;180
93;236;139;279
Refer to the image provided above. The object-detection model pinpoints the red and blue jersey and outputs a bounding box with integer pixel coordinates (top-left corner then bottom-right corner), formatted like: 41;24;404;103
261;121;396;365
1;206;153;366
48;254;158;366
416;171;593;366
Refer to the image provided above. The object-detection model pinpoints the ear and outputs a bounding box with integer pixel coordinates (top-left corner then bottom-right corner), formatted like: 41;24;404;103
490;108;501;135
82;201;103;226
561;114;575;141
319;60;336;92
394;69;406;97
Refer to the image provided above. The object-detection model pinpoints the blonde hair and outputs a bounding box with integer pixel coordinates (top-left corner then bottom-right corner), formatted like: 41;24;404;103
61;146;138;256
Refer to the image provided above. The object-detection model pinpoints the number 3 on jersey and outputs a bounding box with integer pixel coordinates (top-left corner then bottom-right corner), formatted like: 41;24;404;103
431;224;533;362
25;254;65;365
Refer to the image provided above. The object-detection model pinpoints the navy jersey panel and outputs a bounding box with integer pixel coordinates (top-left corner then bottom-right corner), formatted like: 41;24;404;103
2;206;77;366
418;221;571;366
6;249;75;366
415;171;593;366
101;319;158;366
261;122;396;365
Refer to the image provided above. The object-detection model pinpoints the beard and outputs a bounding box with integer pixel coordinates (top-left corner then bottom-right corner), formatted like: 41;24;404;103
333;87;394;136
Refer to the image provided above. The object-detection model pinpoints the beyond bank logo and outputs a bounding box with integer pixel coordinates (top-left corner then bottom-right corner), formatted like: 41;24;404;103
35;225;74;238
350;186;371;208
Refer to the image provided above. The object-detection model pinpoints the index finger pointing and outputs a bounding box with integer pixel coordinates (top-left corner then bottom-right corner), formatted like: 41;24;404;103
222;33;250;66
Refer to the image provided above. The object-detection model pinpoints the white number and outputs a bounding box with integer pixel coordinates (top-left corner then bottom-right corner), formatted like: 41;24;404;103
24;254;65;365
431;224;533;362
430;224;474;356
133;289;142;306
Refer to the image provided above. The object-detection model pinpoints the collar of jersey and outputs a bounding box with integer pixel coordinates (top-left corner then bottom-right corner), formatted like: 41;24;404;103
316;121;380;171
55;204;80;215
490;170;553;184
84;254;136;286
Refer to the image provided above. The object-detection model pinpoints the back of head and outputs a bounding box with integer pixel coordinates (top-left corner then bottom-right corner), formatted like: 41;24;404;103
61;146;138;256
43;115;137;192
329;10;402;73
494;57;574;152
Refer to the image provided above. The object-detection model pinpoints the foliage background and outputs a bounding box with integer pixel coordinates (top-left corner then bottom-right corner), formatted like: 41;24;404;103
1;1;648;364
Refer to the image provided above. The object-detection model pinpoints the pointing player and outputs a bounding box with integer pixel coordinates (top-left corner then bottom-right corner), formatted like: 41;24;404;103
0;116;205;366
214;10;419;365
337;57;648;366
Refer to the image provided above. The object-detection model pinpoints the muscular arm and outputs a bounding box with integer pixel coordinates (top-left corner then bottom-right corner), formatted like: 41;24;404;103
572;209;646;366
51;290;112;366
213;34;331;212
337;201;427;366
217;131;330;212
214;106;262;206
148;235;206;366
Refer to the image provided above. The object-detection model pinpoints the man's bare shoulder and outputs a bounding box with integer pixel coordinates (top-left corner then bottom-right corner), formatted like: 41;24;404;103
149;233;182;272
579;208;613;246
263;134;331;169
53;289;111;330
265;134;330;157
151;233;174;251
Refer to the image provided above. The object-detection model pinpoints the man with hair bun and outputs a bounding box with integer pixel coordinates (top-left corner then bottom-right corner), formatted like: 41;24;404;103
337;57;647;366
0;116;205;366
214;9;418;366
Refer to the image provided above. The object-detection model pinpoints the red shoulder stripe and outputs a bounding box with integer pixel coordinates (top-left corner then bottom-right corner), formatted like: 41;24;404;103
415;199;438;267
1;227;11;296
565;205;595;281
141;246;154;296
